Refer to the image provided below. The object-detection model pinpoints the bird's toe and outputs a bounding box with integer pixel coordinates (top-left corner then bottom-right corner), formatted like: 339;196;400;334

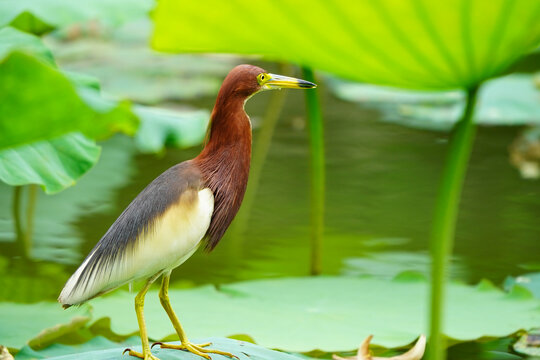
156;341;238;359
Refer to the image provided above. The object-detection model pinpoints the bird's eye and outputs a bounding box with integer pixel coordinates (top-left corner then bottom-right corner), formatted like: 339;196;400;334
261;75;265;80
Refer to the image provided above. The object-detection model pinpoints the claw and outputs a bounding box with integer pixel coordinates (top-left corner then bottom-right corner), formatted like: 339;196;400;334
122;348;160;360
151;342;163;349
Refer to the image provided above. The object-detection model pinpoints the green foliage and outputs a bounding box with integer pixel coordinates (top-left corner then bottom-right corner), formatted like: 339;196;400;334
0;49;137;148
134;107;209;154
428;87;479;360
504;273;540;299
152;0;540;90
0;26;52;62
3;276;539;352
301;68;324;275
447;337;522;360
0;134;100;194
16;337;305;360
0;26;209;192
0;0;153;35
0;27;138;150
64;276;540;352
16;336;141;360
327;74;540;131
0;302;90;350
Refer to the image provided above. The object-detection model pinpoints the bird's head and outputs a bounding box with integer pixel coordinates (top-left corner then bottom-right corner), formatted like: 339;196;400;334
221;64;316;99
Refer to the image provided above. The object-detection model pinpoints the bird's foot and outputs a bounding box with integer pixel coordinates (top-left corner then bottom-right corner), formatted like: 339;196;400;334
123;348;160;360
152;341;238;359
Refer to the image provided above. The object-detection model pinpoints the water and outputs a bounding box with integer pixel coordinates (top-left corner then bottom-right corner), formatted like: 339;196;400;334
1;79;539;304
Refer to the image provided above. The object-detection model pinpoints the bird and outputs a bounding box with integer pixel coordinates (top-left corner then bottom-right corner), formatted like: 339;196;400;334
58;64;316;360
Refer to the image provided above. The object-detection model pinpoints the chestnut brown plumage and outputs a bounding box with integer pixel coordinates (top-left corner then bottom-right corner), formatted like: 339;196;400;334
58;64;316;360
195;65;260;251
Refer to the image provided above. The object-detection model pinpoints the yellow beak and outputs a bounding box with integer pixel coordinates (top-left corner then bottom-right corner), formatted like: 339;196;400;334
263;73;317;89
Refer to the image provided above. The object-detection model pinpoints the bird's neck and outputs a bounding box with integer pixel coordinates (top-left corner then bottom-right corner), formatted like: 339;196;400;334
197;95;252;161
194;94;252;184
194;94;252;250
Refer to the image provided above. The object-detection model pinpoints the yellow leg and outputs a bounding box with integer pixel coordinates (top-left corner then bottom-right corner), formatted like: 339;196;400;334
124;274;160;360
153;272;238;359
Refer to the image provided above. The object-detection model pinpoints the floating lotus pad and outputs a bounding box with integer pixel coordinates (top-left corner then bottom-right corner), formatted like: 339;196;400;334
87;276;540;352
16;336;305;360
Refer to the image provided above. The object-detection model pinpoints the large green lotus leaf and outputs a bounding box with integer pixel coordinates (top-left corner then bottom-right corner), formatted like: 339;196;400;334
0;52;138;149
15;336;141;359
134;107;209;154
152;0;540;90
0;133;100;194
0;26;53;63
0;302;90;350
87;276;540;352
0;0;153;35
327;74;540;131
16;337;305;360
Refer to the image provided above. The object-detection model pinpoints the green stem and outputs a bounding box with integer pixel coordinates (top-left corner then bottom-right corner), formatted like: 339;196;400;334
11;185;38;258
301;67;325;276
24;184;38;257
12;186;24;246
233;63;292;235
428;85;480;360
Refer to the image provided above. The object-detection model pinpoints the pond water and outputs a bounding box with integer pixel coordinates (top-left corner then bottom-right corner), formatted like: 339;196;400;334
1;74;539;305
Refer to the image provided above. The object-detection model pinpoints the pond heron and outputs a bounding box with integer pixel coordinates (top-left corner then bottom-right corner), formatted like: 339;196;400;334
59;65;316;360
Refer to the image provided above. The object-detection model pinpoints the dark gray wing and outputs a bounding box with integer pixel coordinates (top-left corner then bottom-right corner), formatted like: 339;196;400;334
59;161;203;306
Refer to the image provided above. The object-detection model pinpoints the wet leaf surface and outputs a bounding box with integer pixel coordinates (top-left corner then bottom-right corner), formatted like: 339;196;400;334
0;134;100;194
15;337;304;360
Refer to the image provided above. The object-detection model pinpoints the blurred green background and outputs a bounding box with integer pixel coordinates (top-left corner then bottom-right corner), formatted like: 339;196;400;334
1;1;540;359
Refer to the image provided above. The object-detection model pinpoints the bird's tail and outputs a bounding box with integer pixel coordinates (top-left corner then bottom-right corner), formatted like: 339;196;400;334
58;249;116;307
58;253;96;307
59;245;134;308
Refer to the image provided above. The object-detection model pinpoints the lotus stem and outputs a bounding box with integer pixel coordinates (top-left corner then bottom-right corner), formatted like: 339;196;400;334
301;66;325;276
428;85;480;360
11;185;38;258
12;186;23;246
25;184;37;256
